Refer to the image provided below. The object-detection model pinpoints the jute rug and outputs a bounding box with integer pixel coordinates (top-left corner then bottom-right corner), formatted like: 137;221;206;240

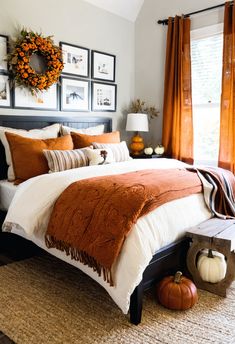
0;255;234;344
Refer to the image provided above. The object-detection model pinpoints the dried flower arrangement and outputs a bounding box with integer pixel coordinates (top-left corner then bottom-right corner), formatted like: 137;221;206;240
128;99;159;119
7;29;63;93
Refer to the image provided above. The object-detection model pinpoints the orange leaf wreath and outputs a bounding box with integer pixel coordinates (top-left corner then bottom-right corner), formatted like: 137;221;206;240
8;29;63;93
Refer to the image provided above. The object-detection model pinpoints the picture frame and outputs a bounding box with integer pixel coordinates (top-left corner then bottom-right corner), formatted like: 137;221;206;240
91;50;116;82
61;77;90;112
13;83;59;110
60;42;89;78
91;81;117;112
0;74;11;108
0;35;8;73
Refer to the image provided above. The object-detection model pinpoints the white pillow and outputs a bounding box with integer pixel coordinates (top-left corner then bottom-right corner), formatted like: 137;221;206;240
86;148;114;166
92;141;131;163
61;124;104;136
0;123;60;181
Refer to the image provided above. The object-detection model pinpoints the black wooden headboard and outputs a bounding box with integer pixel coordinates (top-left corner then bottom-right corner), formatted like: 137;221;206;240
0;115;112;180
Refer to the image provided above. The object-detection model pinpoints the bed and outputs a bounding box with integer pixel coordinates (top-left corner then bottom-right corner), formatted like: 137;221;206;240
0;115;212;325
0;180;17;211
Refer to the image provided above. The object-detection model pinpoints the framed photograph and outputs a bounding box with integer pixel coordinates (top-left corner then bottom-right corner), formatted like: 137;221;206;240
0;74;11;108
0;35;8;73
91;50;116;82
13;84;59;110
60;42;89;78
61;77;90;112
91;81;117;112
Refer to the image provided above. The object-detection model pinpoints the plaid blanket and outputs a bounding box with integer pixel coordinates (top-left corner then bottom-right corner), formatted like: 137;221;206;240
188;167;235;219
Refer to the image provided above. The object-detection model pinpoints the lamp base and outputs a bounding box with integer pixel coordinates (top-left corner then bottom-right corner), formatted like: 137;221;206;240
130;134;144;155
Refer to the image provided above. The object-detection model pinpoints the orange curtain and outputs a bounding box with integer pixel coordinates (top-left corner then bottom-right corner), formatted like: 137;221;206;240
219;2;235;173
162;16;193;164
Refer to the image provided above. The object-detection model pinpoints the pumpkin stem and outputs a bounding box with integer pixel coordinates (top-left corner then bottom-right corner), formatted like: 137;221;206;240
208;249;214;258
174;271;182;284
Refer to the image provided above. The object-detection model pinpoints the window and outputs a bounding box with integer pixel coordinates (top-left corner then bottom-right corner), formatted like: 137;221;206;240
191;24;223;166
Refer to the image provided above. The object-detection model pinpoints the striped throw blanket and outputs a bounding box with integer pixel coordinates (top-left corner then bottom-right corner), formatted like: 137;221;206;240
188;167;235;219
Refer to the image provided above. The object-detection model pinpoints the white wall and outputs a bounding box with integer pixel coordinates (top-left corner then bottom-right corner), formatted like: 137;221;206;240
0;0;226;142
135;0;224;146
0;0;135;133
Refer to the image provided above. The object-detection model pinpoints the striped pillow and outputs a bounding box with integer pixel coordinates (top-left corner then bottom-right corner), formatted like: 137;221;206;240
43;148;89;173
92;141;130;162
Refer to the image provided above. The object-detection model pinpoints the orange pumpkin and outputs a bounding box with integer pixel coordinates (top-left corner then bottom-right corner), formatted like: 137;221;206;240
157;271;198;310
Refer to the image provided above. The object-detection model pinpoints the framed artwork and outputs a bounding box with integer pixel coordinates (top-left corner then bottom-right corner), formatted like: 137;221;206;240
13;83;59;110
61;77;90;112
91;50;116;82
60;42;89;78
0;74;11;108
91;81;117;112
0;35;8;73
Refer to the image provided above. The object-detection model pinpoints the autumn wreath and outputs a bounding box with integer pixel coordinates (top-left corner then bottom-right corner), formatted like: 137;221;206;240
8;29;63;93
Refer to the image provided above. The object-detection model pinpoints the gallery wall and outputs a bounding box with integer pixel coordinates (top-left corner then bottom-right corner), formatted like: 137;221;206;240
0;0;135;133
135;0;224;146
1;0;225;145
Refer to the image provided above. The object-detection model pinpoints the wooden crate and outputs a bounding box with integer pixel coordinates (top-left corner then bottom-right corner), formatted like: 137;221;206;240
186;218;235;297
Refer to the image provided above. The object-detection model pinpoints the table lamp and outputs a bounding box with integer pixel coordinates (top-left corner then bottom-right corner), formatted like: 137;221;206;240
126;113;149;155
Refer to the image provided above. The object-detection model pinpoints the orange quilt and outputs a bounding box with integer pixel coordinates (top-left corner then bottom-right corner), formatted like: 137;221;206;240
45;168;202;285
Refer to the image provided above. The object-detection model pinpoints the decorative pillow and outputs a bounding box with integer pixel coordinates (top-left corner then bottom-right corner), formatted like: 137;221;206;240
5;133;73;184
92;141;131;162
43;148;89;173
85;148;114;166
0;123;60;181
71;131;120;149
61;124;104;136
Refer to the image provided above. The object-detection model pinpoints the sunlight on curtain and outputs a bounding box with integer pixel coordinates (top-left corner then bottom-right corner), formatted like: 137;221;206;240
219;2;235;173
162;16;193;163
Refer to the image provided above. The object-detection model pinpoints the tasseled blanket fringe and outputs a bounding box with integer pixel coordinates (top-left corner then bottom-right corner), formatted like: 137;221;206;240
45;234;114;286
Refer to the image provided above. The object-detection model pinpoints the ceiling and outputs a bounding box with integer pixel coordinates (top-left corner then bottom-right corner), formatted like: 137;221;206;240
83;0;144;22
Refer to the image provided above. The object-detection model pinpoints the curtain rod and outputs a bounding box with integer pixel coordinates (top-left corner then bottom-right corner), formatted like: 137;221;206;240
157;2;231;25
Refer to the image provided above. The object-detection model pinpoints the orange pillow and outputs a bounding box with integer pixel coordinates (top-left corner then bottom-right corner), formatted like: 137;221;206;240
71;131;120;148
5;132;73;184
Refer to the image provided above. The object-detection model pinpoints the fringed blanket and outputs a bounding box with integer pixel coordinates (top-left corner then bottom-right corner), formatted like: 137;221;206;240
188;166;235;218
45;168;201;285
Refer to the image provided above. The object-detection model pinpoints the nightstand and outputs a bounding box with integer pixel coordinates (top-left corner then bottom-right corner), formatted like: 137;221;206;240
130;154;164;159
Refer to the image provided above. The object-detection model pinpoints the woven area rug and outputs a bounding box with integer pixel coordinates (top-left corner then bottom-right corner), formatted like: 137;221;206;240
0;255;234;344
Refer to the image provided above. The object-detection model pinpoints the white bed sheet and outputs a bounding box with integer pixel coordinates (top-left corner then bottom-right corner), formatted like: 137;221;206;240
3;159;212;314
0;180;17;211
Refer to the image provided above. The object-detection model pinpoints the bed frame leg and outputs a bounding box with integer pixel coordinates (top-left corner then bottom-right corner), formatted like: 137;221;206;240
130;282;144;325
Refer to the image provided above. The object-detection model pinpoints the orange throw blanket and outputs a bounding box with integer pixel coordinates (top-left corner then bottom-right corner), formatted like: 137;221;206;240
45;169;202;285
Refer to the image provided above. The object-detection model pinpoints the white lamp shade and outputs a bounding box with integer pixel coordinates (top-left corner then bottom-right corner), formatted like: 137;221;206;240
126;113;149;132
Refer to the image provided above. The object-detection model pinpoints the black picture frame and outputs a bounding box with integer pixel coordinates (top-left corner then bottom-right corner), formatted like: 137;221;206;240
0;74;12;108
60;42;89;78
13;83;59;111
91;81;117;112
91;50;116;82
60;76;90;112
0;34;8;74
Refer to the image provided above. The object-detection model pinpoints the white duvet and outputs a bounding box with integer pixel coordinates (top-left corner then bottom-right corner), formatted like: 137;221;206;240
3;158;212;314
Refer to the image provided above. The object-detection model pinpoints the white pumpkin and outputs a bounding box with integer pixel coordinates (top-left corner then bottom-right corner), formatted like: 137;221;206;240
144;147;153;155
197;249;227;283
154;144;165;155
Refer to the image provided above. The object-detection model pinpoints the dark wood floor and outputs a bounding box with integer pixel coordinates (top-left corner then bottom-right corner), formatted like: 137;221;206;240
0;233;42;344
